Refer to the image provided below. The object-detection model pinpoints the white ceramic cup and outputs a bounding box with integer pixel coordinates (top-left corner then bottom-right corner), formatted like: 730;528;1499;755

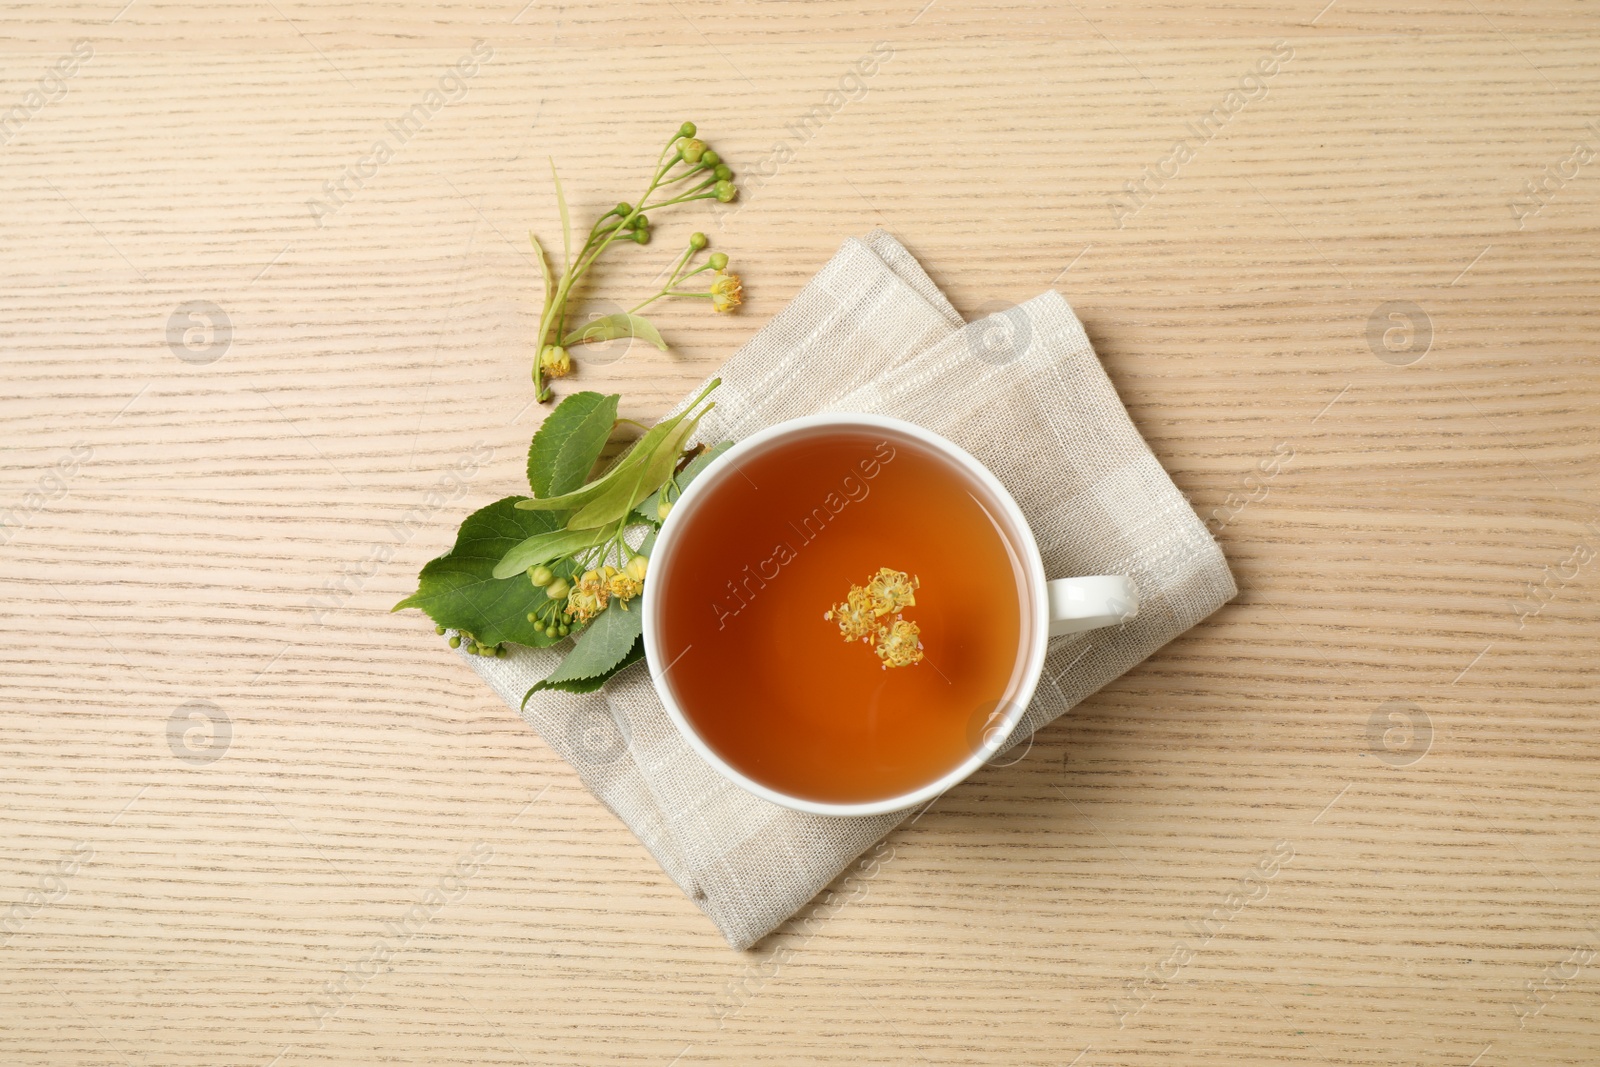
643;413;1137;817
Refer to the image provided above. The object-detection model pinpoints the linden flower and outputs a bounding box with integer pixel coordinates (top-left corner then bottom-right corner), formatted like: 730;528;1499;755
564;569;609;623
866;567;918;617
825;585;880;643
826;566;925;669
539;344;573;379
606;571;643;604
875;618;924;670
710;271;744;313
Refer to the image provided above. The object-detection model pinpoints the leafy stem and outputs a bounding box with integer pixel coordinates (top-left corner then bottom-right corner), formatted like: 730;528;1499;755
530;122;742;401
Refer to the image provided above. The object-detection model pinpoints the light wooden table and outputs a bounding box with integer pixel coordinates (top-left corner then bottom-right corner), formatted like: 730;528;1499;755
4;2;1599;1064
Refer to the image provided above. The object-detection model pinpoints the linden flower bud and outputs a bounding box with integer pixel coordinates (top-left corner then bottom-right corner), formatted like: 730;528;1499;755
680;138;708;164
657;498;674;520
539;344;572;378
678;121;697;138
689;231;708;250
713;164;733;182
876;618;924;669
701;149;721;167
632;227;650;245
615;201;632;216
710;270;744;313
545;577;570;600
625;554;649;581
527;564;554;587
708;252;728;271
713;179;737;203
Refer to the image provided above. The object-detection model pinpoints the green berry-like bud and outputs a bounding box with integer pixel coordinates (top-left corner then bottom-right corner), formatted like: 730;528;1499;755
496;645;507;657
632;228;650;245
701;149;720;167
657;499;674;520
558;624;570;637
625;554;649;581
633;214;649;230
713;179;736;203
527;612;538;623
448;635;460;648
680;138;707;164
714;164;733;181
678;121;696;138
616;201;632;216
689;231;708;250
546;578;570;599
435;624;446;635
708;252;728;271
528;564;554;587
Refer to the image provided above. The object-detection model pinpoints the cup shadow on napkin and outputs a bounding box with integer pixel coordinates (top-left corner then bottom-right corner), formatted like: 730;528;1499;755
459;229;1236;950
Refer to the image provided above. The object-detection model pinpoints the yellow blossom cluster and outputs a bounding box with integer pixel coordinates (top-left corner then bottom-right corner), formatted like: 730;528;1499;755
565;559;648;623
823;566;924;669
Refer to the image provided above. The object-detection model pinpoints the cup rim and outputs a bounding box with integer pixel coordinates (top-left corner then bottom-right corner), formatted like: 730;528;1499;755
642;412;1050;818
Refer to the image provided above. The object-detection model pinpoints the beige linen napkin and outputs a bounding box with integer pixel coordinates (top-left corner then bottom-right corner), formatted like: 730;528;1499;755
461;229;1236;950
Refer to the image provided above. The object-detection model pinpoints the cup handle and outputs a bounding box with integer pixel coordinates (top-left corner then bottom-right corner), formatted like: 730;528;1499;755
1046;575;1138;637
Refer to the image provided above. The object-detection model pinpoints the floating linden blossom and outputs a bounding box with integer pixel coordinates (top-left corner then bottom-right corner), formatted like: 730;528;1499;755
823;566;924;669
866;566;919;616
875;618;924;670
824;585;880;643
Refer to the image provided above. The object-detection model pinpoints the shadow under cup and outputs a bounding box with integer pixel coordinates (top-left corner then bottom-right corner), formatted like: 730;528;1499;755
645;417;1047;816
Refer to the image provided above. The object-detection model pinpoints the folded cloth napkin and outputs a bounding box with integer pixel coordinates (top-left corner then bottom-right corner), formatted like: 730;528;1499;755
462;229;1236;950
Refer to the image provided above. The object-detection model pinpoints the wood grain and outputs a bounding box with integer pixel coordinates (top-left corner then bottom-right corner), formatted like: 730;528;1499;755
2;2;1599;1064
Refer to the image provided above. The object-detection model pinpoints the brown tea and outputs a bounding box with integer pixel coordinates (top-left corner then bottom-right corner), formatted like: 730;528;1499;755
654;428;1031;805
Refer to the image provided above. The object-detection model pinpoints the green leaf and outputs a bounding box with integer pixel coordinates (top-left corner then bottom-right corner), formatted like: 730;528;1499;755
636;440;734;520
566;406;710;530
521;635;644;702
513;422;666;513
517;401;688;512
550;159;572;271
530;231;555;322
392;496;575;649
492;524;610;580
560;312;668;351
523;602;644;703
526;390;619;498
513;379;720;515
